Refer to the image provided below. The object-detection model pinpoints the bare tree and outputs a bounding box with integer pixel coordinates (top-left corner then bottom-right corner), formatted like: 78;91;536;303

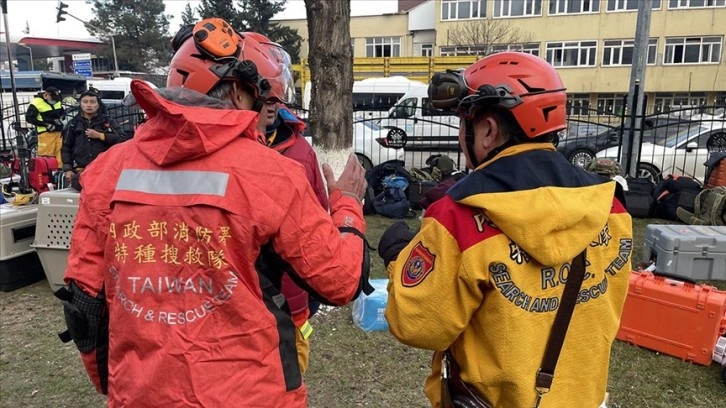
304;0;353;167
446;20;533;54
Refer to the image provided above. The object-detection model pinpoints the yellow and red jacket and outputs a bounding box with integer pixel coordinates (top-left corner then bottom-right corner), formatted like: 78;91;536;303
64;81;365;407
386;143;632;408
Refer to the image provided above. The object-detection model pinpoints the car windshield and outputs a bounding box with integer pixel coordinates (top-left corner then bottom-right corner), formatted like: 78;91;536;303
662;126;708;148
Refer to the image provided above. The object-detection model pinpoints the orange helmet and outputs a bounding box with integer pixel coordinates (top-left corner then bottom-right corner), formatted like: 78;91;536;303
241;32;296;104
428;52;567;139
167;19;288;110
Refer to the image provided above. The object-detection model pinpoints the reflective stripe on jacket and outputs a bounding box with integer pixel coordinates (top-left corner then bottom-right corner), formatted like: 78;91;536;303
64;81;365;407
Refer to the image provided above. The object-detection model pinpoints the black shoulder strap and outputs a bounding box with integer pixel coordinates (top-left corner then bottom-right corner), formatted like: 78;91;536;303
534;250;586;407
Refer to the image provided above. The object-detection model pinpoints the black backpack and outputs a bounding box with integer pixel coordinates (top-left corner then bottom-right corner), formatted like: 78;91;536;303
364;160;414;215
652;175;702;221
624;177;656;218
372;176;416;219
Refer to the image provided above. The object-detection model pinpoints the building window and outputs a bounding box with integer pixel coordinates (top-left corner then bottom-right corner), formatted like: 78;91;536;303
549;0;600;14
441;0;486;20
365;37;401;57
420;43;434;57
493;0;543;17
606;0;661;11
603;39;657;66
440;44;490;56
596;93;626;115
491;42;541;56
567;94;591;116
664;36;722;64
669;0;726;8
653;92;708;114
545;41;597;67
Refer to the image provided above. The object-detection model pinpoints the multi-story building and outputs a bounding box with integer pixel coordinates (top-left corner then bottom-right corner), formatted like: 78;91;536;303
276;0;726;114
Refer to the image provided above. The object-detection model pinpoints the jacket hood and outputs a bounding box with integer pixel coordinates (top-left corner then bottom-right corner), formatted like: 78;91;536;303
448;143;616;266
128;79;263;166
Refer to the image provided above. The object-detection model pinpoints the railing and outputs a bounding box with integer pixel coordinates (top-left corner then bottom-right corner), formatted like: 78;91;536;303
292;56;481;98
1;100;144;155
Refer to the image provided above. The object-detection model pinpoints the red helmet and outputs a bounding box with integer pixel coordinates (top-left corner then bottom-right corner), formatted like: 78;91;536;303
428;52;567;139
241;32;296;104
167;19;288;106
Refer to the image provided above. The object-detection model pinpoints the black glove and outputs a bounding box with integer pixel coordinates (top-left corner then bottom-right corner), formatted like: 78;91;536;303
378;220;416;267
45;123;56;132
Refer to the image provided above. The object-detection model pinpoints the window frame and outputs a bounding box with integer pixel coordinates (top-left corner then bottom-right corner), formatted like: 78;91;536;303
493;0;543;18
606;0;662;12
365;37;402;58
441;0;487;21
668;0;726;9
548;0;600;15
663;36;722;65
420;43;434;57
602;38;658;66
566;93;591;116
545;40;598;68
490;42;541;56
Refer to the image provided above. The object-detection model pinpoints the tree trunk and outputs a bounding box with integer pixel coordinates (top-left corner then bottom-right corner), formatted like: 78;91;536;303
304;0;353;173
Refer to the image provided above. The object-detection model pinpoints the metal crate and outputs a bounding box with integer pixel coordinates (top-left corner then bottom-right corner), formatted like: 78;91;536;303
31;189;80;292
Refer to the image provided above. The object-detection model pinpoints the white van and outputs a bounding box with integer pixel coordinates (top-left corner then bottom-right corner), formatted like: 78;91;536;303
302;76;426;114
380;84;460;152
87;77;157;101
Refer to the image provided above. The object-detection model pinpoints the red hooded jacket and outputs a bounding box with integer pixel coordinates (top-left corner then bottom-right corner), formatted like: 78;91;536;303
64;81;365;407
267;108;328;326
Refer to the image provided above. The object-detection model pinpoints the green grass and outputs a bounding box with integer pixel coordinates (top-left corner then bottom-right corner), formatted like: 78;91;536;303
1;215;725;407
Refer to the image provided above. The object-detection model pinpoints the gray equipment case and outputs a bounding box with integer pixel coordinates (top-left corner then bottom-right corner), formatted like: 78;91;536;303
31;189;80;292
643;224;726;281
0;203;44;291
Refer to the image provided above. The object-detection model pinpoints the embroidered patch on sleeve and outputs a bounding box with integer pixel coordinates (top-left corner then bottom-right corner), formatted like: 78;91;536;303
402;241;436;287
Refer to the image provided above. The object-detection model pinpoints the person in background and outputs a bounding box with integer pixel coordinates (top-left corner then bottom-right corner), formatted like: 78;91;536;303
58;18;369;407
25;86;65;165
378;52;632;408
252;35;329;374
61;88;129;185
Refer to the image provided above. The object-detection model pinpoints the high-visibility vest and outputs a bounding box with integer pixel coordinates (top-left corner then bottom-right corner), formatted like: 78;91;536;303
30;97;63;133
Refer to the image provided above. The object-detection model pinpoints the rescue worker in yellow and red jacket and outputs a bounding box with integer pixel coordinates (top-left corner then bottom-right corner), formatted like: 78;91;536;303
378;52;633;408
58;19;370;408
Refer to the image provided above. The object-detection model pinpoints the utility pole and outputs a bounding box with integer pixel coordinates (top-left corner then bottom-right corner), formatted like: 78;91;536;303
622;0;653;178
56;1;118;76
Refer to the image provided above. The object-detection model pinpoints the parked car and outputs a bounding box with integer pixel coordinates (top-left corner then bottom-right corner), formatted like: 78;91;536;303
300;117;405;171
558;116;695;168
597;122;726;183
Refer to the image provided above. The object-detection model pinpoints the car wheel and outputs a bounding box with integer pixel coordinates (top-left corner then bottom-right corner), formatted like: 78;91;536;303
356;153;373;172
569;149;595;168
637;163;661;184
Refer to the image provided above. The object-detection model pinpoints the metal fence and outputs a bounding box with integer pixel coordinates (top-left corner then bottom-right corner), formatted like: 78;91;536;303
4;95;723;185
1;99;144;156
560;99;726;184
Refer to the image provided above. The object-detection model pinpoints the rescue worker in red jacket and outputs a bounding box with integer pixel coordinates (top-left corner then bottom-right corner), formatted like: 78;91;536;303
58;18;369;408
378;52;633;408
252;34;328;374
